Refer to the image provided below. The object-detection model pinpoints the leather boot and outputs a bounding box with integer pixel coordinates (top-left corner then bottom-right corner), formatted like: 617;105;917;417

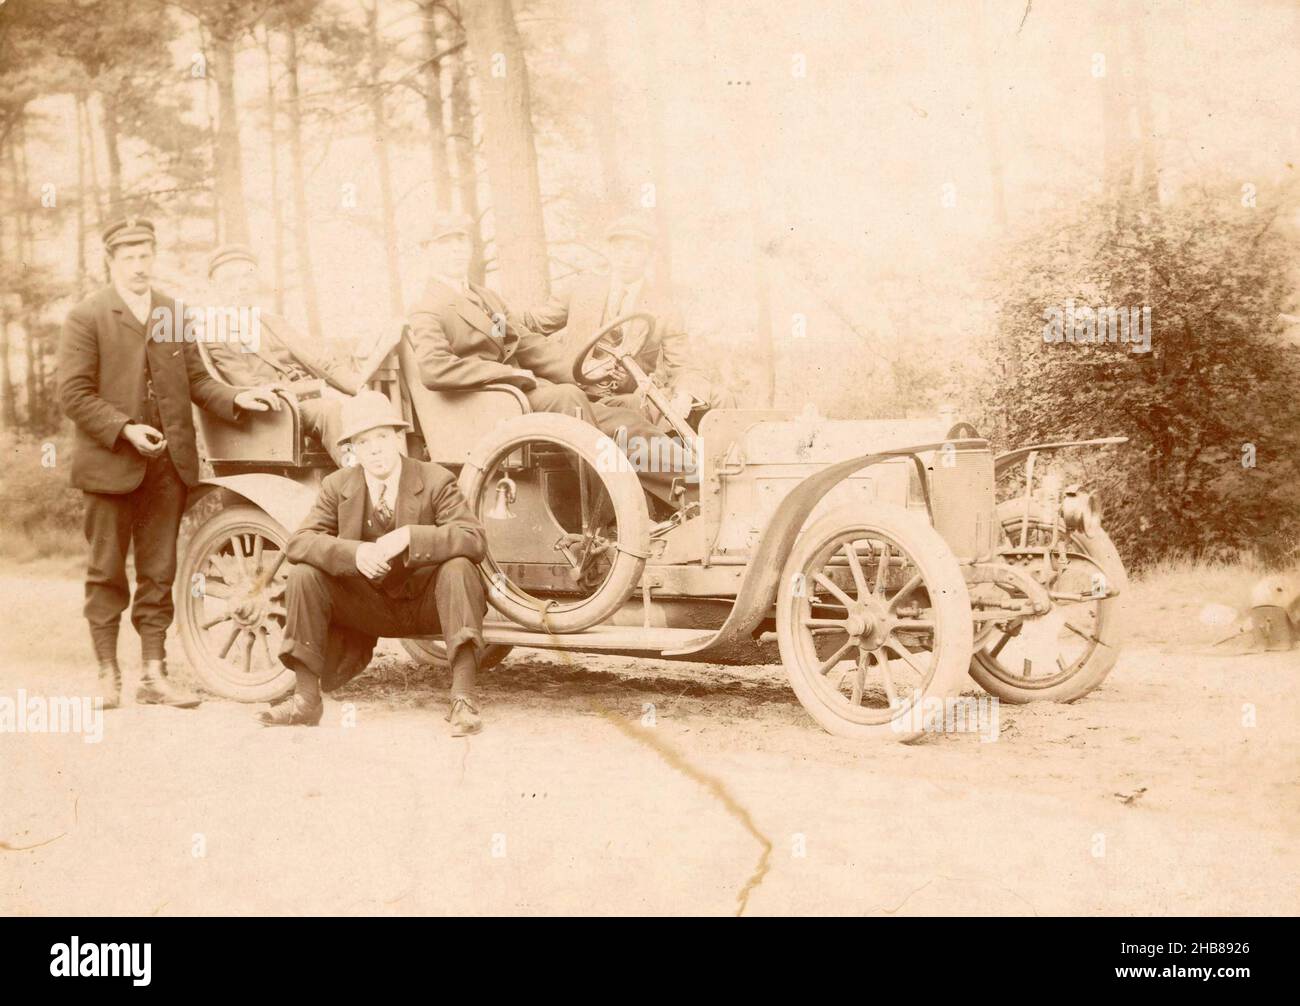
97;659;121;710
136;660;202;708
447;695;482;737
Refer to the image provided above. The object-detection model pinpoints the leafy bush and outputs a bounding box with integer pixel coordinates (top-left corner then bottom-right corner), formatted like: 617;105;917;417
977;184;1300;569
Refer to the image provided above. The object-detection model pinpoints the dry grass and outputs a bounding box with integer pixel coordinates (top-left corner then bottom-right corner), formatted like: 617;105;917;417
1122;552;1280;650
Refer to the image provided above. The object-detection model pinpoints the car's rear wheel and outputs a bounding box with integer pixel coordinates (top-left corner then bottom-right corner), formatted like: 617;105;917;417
176;503;295;702
776;504;973;741
968;501;1126;703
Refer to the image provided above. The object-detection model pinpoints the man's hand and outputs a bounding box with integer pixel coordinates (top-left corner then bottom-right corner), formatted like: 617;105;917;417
122;423;167;458
234;387;283;412
666;388;694;418
506;368;538;391
355;541;391;579
374;525;411;562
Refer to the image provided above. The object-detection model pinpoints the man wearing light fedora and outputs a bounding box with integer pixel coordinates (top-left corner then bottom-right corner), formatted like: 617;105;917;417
261;390;489;735
204;243;397;466
524;212;734;426
58;218;282;709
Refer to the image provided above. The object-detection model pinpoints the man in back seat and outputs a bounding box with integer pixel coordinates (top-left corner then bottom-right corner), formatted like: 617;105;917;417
406;213;692;503
204;244;395;466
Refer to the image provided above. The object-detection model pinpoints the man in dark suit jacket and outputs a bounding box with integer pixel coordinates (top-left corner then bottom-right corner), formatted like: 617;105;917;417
57;218;281;708
406;213;694;504
261;390;489;735
524;213;733;423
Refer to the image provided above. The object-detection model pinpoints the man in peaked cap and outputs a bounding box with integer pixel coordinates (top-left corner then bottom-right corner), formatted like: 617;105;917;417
524;211;734;428
57;218;282;708
203;243;397;466
261;390;489;736
406;210;693;506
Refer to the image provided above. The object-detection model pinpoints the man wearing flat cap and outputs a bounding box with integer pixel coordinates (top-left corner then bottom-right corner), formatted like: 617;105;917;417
260;390;489;735
406;211;691;503
524;212;733;427
58;218;282;708
204;243;396;466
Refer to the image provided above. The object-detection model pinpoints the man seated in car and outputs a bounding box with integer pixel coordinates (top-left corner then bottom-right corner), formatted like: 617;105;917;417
204;244;396;466
524;213;733;429
405;213;692;504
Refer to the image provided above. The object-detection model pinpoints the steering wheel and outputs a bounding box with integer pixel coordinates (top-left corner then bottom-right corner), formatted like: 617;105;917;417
571;311;656;386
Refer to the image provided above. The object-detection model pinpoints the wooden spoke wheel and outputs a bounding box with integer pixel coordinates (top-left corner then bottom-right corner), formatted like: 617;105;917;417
176;504;295;702
969;501;1126;703
776;504;973;741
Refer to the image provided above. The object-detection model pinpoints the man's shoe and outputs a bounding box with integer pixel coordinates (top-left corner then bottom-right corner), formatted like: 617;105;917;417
257;694;324;727
135;660;202;708
97;659;121;710
447;696;482;737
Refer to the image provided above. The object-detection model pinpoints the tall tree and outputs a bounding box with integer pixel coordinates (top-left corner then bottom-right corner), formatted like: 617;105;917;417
362;0;403;315
283;23;324;338
460;0;548;304
448;44;485;284
414;0;453;212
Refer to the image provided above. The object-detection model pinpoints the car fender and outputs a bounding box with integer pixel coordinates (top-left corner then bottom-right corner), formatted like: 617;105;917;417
189;473;321;538
663;437;986;658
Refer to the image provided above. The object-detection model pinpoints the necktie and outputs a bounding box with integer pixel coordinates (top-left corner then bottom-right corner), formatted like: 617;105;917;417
374;483;393;528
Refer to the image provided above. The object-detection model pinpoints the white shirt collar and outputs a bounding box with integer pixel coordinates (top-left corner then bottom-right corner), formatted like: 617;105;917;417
115;283;152;326
434;274;472;296
363;465;402;510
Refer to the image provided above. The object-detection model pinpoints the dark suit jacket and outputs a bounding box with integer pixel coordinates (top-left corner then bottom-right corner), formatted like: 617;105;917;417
207;311;361;393
285;457;486;689
57;285;243;493
407;278;571;389
523;272;714;400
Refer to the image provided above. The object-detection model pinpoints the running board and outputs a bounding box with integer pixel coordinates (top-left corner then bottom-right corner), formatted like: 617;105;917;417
480;622;714;654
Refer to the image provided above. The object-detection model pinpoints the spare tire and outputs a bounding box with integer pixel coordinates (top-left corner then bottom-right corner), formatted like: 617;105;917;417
458;412;650;634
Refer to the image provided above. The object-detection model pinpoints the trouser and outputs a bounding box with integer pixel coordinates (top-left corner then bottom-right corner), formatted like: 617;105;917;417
297;393;346;466
278;558;486;693
524;379;695;501
81;450;189;662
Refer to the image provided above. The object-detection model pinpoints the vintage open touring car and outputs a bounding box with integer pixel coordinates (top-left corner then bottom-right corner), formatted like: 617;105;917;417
175;313;1128;740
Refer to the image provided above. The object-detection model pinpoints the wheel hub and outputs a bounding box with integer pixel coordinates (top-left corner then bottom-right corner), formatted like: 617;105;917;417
848;596;892;650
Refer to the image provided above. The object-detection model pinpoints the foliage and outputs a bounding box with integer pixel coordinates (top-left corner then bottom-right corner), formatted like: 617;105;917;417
978;183;1300;568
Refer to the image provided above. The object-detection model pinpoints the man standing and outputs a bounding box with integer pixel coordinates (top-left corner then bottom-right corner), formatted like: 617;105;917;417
260;391;489;735
58;218;281;708
406;212;692;504
204;244;397;465
524;213;733;424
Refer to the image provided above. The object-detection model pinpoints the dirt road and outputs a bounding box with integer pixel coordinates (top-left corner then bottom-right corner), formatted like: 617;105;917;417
2;569;1296;916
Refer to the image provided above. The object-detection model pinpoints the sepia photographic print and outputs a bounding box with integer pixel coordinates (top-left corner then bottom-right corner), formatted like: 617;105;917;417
0;0;1296;947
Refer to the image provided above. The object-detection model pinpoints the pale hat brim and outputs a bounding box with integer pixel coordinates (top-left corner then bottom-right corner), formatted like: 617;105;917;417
335;414;412;447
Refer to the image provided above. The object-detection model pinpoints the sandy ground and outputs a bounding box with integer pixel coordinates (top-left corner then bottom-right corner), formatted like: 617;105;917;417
1;565;1296;916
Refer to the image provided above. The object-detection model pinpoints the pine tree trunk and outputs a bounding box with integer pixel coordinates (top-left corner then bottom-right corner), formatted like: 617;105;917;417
99;90;124;217
264;29;286;314
418;1;453;212
211;32;251;243
450;46;485;285
461;0;548;304
365;1;404;315
75;90;88;288
285;28;324;340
